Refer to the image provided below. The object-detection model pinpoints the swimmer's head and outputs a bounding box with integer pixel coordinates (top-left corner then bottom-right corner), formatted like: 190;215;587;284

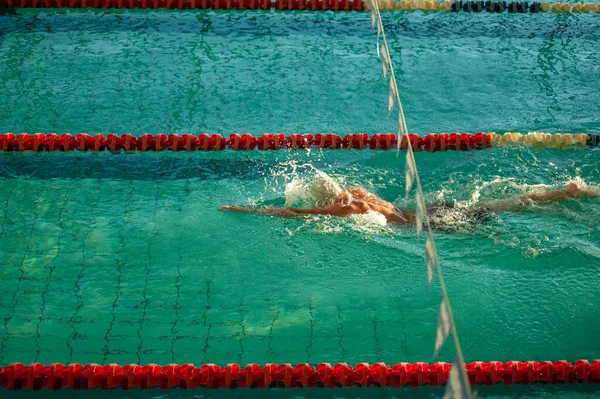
310;172;350;206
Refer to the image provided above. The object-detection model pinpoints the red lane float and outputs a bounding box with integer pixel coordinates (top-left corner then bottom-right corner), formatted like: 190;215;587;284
0;132;493;152
0;0;365;10
0;132;596;153
1;360;599;390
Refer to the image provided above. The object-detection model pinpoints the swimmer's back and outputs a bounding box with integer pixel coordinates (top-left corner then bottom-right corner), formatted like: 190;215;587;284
428;203;494;231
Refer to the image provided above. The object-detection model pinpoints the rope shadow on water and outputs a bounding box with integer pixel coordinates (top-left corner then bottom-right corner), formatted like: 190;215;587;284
0;152;338;181
1;9;600;40
0;7;17;47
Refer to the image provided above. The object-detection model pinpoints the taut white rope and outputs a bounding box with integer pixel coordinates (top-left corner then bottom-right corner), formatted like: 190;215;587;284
369;2;472;397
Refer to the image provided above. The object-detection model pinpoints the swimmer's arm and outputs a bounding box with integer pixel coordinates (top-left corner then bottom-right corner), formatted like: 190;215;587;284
220;205;348;217
220;206;294;215
486;192;570;212
482;184;598;212
284;204;362;216
284;206;339;215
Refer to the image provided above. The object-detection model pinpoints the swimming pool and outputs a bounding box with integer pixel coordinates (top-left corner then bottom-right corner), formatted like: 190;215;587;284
1;7;600;398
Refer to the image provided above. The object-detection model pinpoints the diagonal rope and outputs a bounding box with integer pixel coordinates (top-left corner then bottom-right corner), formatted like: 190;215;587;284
369;2;472;397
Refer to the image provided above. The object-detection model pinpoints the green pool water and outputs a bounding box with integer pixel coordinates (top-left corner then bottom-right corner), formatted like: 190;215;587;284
1;7;600;399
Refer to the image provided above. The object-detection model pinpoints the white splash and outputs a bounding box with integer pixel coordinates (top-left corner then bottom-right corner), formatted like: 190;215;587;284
349;210;388;227
284;170;347;208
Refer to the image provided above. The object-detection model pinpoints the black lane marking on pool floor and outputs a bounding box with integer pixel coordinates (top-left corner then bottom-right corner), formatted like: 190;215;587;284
0;183;44;364
102;180;133;365
34;182;70;363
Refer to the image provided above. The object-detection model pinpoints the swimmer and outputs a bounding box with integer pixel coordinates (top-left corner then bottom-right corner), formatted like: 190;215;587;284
220;180;598;226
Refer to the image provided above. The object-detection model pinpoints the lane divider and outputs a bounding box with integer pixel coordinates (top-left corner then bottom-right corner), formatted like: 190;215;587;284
0;132;597;152
0;0;367;10
1;361;599;390
368;0;600;12
1;0;599;12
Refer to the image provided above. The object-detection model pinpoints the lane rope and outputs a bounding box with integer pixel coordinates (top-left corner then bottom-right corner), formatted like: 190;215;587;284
1;0;600;12
369;0;477;394
369;0;600;12
0;132;596;152
1;361;599;390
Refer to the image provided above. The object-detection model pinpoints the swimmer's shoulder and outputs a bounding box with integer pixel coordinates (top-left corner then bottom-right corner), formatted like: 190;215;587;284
351;199;372;211
332;199;370;215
